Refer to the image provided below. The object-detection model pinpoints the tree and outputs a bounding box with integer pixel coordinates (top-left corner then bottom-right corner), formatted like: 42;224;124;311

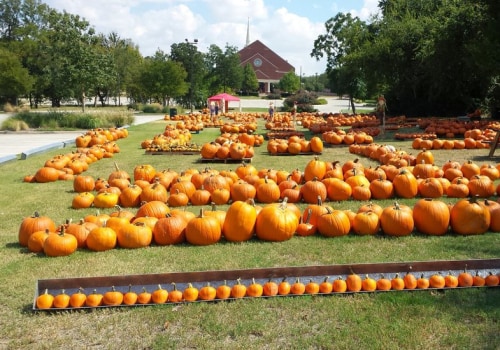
0;47;33;104
311;13;371;112
241;63;258;95
279;71;300;94
209;44;244;94
170;41;206;109
139;50;188;107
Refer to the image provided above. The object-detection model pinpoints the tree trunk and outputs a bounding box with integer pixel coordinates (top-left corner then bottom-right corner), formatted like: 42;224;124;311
349;95;356;114
82;91;86;113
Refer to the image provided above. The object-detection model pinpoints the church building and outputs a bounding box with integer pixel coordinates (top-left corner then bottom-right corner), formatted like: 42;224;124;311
238;21;295;93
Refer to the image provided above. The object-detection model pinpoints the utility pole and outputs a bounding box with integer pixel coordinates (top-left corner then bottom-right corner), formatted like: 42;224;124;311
185;38;198;112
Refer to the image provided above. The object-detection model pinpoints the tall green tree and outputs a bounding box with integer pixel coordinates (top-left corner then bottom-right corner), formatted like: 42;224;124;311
278;71;300;93
140;50;188;107
41;10;115;111
170;41;206;109
241;63;258;95
0;47;33;104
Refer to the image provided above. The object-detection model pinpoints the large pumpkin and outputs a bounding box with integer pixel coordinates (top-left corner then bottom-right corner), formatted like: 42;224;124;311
117;222;152;249
304;156;327;182
185;208;221;245
18;211;56;247
255;201;299;241
412;198;450;236
380;202;414;236
392;169;418;199
316;207;351;237
222;200;257;242
43;228;78;257
153;213;188;245
450;198;490;235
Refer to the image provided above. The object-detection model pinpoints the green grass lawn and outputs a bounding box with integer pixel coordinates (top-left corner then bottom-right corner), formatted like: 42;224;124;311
0;117;499;349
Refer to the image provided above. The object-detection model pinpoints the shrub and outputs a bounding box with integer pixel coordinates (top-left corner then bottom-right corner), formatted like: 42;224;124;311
141;103;163;113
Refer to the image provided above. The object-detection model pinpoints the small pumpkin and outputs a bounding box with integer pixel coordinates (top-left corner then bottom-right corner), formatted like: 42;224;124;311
103;286;124;306
182;283;199;302
231;278;247;298
198;282;217;301
36;289;54;309
151;284;169;304
246;278;263;298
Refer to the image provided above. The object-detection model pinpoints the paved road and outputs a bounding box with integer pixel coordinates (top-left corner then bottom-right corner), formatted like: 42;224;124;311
0;96;364;163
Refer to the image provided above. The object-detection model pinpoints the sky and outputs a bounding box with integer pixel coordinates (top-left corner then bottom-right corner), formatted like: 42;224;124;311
43;0;380;76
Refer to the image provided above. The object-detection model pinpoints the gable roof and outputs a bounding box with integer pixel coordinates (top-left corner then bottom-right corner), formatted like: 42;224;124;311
239;40;295;80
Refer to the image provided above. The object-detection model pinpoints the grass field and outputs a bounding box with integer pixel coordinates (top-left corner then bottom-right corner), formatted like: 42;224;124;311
0;117;499;349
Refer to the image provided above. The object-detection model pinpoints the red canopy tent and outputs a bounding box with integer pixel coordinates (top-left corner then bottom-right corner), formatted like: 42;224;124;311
207;93;241;113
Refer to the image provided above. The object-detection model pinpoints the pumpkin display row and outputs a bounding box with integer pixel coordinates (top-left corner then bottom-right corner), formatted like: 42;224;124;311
35;269;500;310
69;156;500;212
19;195;500;257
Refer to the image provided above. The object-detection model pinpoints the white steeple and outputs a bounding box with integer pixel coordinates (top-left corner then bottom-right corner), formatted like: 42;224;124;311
245;17;250;47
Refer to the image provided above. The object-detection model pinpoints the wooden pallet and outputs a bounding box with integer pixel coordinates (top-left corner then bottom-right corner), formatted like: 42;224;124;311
269;152;322;156
145;151;200;155
199;157;252;163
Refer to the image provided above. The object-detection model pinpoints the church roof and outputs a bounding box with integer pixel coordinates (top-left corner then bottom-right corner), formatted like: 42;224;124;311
238;40;295;81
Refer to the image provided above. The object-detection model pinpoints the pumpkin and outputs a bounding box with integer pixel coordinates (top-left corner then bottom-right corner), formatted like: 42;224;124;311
168;189;190;207
290;278;306;295
305;279;320;295
376;275;392;291
333;276;347;293
326;178;352;201
190;186;212;205
36;289;54;309
346;272;362;292
467;175;495;198
43;228;78;257
304;156;327;182
151;284;169;304
69;288;87;308
444;271;458;288
450;197;490;235
296;208;317;236
246;278;264;297
300;178;327;204
255;200;299;242
230;180;256;202
34;166;60;183
256;177;280;203
117;222;152;249
86;226;117;251
102;286;124;306
198;282;217;301
472;271;485;287
168;283;184;303
123;285;139;305
133;164;156;183
380;202;414;236
416;274;430;289
85;289;103;307
216;280;232;300
136;200;170;219
231;278;247;298
485;272;500;286
319;276;333;294
182;283;199;302
140;181;168;203
185;208;221;245
392;169;418;199
66;219;97;248
457;268;473;287
278;278;291;295
263;279;279;297
19;211;56;247
403;272;418;290
222;200;257;242
316;207;351;237
483;199;500;232
362;274;377;291
153;213;188;245
352;210;380;235
391;273;405;290
412;198;450;236
27;229;53;253
93;192;119;208
72;192;95;209
429;273;445;289
137;287;152;304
